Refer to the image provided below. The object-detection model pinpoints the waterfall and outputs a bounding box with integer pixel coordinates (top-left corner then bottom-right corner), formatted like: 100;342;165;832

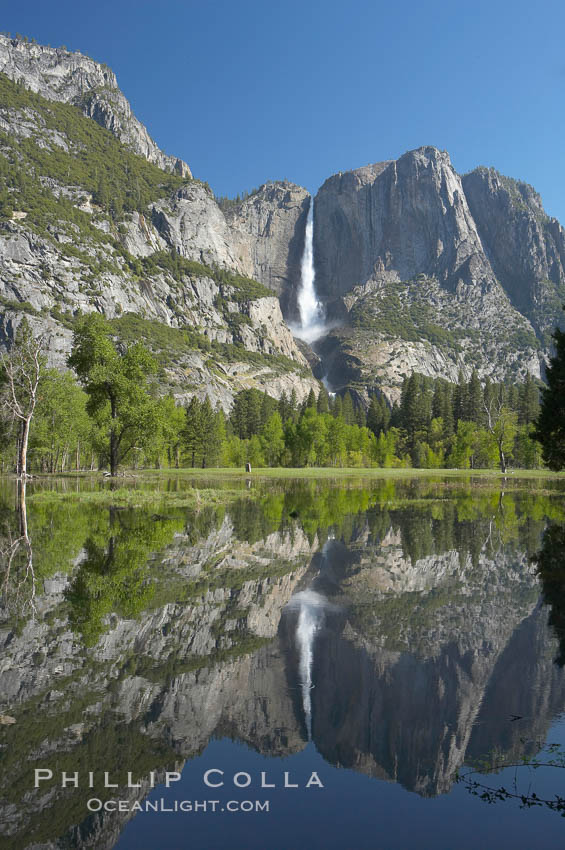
291;590;326;740
291;200;326;344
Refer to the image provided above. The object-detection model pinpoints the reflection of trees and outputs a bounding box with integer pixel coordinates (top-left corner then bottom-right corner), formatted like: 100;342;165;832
65;508;184;645
0;479;36;619
457;743;565;815
535;523;565;666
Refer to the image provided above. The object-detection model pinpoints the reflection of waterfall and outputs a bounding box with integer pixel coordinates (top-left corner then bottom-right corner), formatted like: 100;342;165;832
290;590;326;739
291;201;326;345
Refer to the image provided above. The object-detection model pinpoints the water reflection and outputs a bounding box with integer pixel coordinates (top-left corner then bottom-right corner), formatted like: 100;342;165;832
535;523;565;666
286;589;328;740
1;477;565;848
0;480;35;620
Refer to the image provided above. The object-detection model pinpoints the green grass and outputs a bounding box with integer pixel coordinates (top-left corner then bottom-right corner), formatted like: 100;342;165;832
23;482;251;508
121;466;565;480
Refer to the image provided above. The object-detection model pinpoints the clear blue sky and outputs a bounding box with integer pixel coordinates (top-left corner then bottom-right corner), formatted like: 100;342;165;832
3;0;565;221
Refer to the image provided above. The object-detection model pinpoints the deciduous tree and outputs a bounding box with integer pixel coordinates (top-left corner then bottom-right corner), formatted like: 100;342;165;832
68;313;158;476
0;318;44;476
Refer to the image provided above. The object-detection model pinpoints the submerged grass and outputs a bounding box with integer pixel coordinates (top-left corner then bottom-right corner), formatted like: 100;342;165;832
25;484;251;508
5;466;564;509
129;466;565;480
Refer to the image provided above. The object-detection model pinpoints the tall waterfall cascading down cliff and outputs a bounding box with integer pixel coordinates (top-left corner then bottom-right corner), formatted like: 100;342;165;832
292;200;326;344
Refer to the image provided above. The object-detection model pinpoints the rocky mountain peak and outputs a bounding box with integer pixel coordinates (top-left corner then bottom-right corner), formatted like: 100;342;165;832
462;165;565;340
224;180;310;320
0;33;190;177
313;145;493;300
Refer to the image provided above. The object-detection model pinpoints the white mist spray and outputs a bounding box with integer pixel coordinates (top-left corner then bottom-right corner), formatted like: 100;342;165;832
291;590;326;740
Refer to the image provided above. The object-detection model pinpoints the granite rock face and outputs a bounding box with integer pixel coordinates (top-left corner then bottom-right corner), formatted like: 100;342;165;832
462;166;565;342
3;31;565;404
0;39;319;410
225;181;310;320
311;147;559;397
0;34;190;176
314;149;494;297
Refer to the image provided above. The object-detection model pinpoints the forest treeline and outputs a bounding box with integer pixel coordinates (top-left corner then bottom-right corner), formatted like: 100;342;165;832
0;314;542;473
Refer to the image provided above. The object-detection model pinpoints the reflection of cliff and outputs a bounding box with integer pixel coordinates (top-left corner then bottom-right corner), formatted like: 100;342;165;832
2;493;565;848
303;537;565;797
535;523;565;665
466;603;565;762
0;516;315;850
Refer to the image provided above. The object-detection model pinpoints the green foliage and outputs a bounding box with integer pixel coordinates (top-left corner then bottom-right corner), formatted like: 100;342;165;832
183;395;226;468
68;313;159;474
349;281;476;350
110;313;210;362
534;319;565;470
65;507;184;645
0;72;189;226
131;249;273;300
214;186;261;212
29;369;91;472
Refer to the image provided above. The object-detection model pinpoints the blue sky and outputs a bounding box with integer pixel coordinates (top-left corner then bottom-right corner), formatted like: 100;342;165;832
3;0;565;220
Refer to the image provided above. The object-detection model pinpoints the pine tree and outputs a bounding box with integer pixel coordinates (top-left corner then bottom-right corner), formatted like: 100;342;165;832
278;391;291;423
289;388;299;422
355;403;367;428
247;391;262;436
199;396;215;467
432;381;454;440
534;321;565;469
453;370;466;425
304;388;317;412
519;373;540;425
400;373;429;447
465;369;483;425
342;391;355;426
333;395;343;420
184;397;202;468
316;388;330;414
230;391;248;439
259;391;274;428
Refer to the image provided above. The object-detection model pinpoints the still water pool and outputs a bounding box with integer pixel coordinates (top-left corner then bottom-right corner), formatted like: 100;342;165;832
2;475;565;849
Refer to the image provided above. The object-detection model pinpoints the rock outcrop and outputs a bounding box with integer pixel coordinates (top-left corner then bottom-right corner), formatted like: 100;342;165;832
0;52;319;409
462;166;565;343
2;31;565;406
225;181;310;320
0;34;190;176
311;147;558;398
314;149;494;297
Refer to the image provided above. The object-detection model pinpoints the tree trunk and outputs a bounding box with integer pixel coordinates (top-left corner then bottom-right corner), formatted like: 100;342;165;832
110;394;118;476
18;477;27;537
110;428;118;476
19;416;31;477
498;435;507;473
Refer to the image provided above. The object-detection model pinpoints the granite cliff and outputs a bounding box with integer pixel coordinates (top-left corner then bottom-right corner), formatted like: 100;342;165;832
312;146;565;399
0;37;319;409
1;34;565;408
0;34;190;176
224;181;310;320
